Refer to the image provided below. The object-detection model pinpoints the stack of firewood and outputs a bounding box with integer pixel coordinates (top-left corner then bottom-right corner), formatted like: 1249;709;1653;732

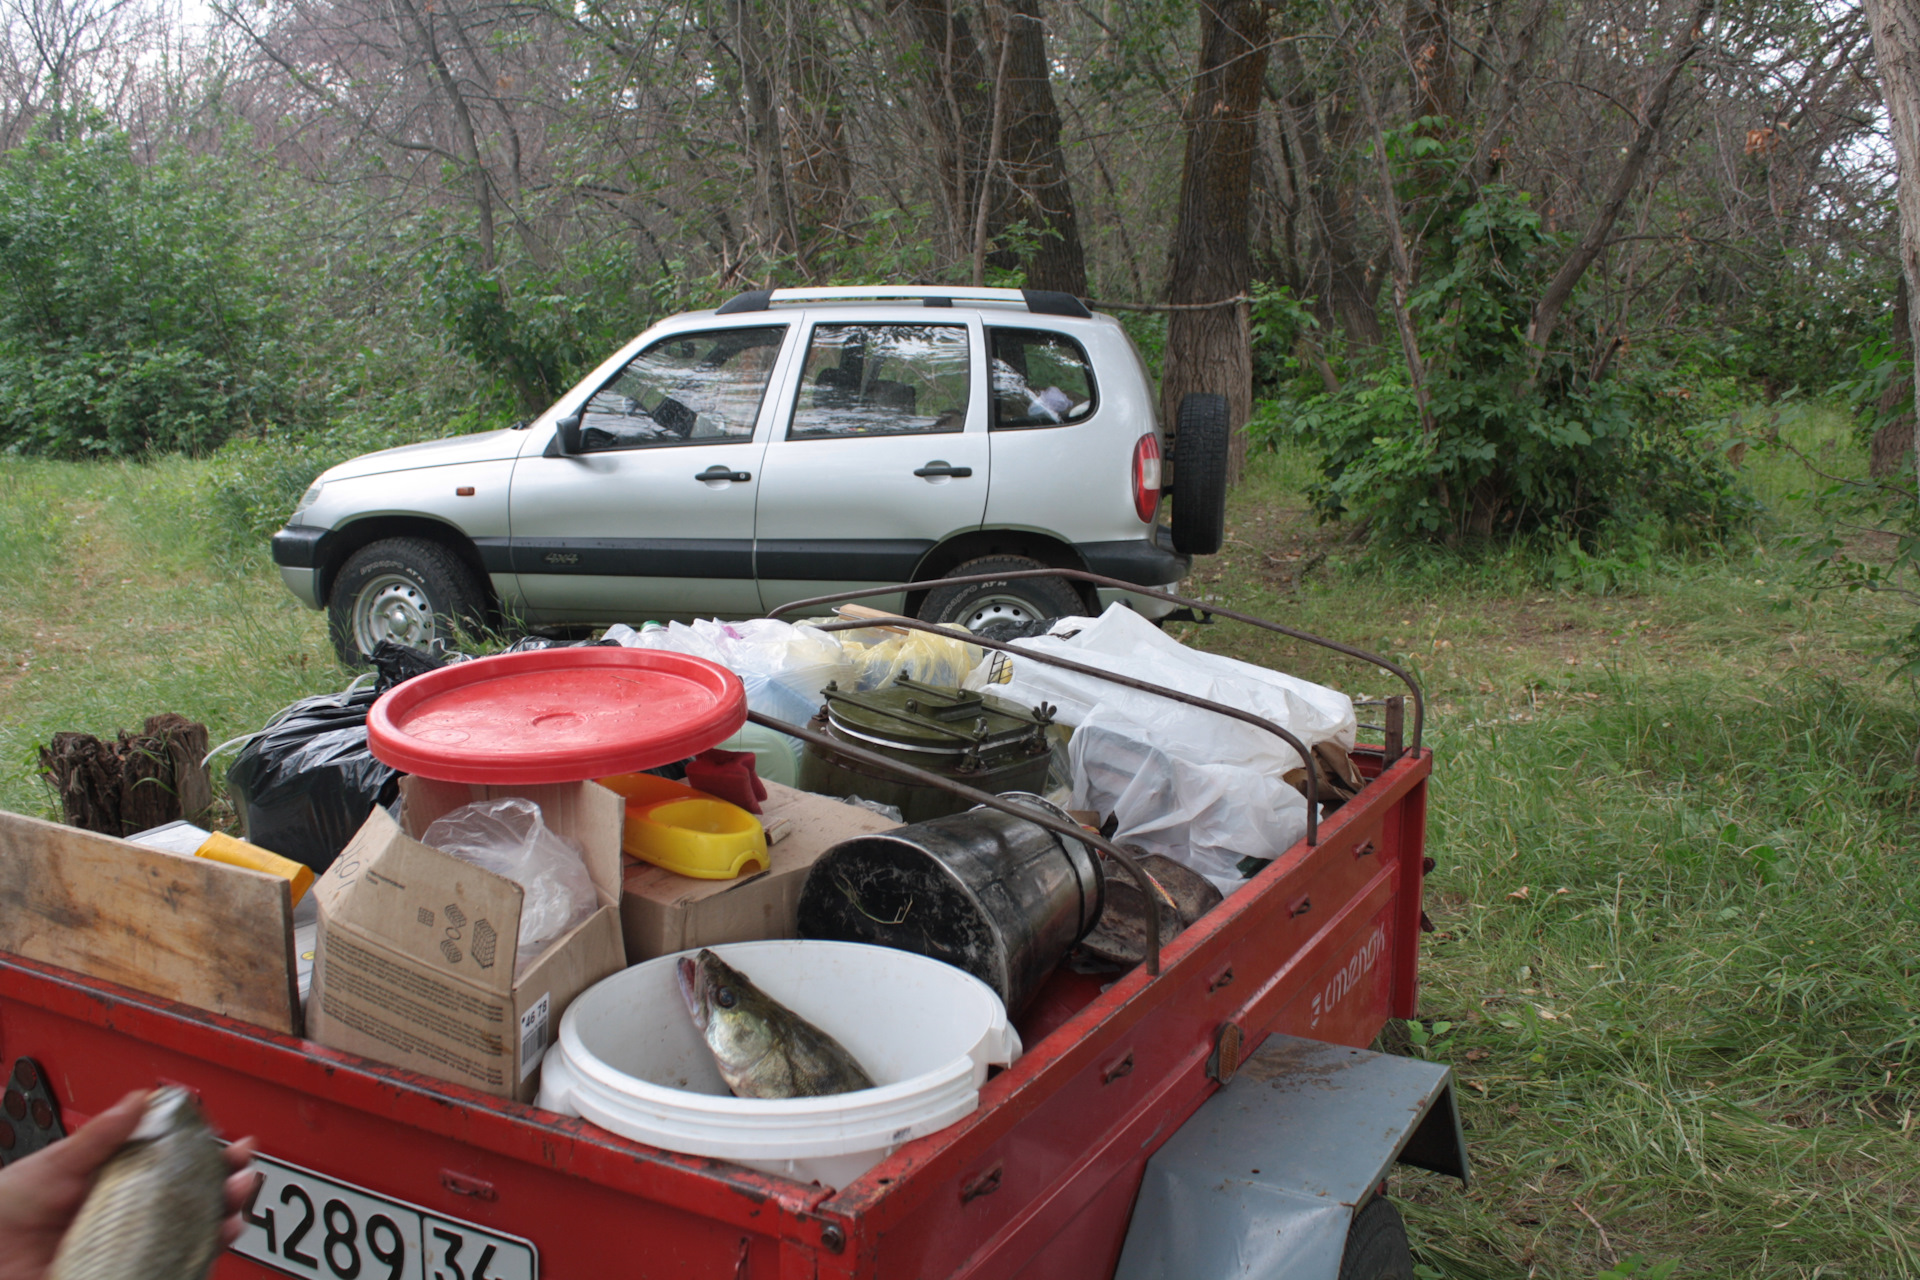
38;714;213;837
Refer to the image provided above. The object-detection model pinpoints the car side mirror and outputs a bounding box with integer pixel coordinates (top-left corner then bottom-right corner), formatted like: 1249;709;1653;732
552;412;583;456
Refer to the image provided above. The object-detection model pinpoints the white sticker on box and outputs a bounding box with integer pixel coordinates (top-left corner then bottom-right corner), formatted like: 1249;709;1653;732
518;992;551;1082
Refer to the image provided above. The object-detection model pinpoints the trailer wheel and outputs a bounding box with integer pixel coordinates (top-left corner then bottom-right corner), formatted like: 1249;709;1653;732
1339;1196;1416;1280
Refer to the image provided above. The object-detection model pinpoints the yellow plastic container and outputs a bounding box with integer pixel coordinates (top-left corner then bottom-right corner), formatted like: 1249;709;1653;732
597;773;770;880
193;831;315;906
597;772;701;809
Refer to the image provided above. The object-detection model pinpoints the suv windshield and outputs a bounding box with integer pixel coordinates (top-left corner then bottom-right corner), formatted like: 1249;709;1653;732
582;325;786;450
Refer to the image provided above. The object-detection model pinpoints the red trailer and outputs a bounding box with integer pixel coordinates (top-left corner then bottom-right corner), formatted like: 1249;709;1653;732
0;575;1466;1280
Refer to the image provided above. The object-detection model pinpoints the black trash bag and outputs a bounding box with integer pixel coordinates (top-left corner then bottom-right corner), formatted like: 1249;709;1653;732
224;643;446;873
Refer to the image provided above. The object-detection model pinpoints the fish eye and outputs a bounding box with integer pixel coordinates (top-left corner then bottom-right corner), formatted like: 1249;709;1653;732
716;988;736;1009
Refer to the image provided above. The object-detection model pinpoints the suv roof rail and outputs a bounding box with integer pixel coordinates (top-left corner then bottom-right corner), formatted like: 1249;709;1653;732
714;285;1093;319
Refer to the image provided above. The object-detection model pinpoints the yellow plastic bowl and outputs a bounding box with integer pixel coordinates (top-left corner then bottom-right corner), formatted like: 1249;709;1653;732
597;771;700;808
599;773;769;880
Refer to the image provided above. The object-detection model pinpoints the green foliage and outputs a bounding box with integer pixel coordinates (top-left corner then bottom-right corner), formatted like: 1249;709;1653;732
1712;253;1886;402
1257;180;1744;548
1779;468;1920;679
0;118;302;457
431;239;648;416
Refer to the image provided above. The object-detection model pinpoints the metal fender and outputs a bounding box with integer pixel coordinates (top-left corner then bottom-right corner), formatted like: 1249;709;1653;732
1113;1034;1469;1280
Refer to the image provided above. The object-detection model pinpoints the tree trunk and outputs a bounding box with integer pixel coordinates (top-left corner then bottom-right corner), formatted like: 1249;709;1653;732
730;0;803;266
784;4;853;259
393;0;496;272
1865;0;1920;492
1403;0;1458;120
972;5;1015;285
1356;72;1435;435
1162;0;1272;485
1271;45;1382;348
1872;276;1917;479
888;0;1014;269
996;0;1087;294
1526;0;1713;373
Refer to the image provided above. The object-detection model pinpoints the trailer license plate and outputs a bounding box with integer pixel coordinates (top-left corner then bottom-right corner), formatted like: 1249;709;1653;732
234;1153;537;1280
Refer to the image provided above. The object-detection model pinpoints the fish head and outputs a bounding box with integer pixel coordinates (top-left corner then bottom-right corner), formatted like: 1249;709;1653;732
677;949;781;1086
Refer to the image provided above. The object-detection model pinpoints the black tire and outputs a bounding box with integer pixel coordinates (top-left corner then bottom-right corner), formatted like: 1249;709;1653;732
1171;392;1230;556
327;537;488;665
917;556;1087;639
1339;1196;1417;1280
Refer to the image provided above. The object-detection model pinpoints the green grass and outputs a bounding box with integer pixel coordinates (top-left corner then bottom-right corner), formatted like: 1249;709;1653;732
2;409;1916;1276
1190;414;1920;1277
0;457;341;821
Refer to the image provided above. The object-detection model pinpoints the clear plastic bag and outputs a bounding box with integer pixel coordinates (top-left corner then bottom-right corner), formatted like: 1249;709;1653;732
838;795;905;822
604;618;852;723
421;799;599;977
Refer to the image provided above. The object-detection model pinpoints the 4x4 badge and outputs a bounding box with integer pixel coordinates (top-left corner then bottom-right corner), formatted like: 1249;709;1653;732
544;552;579;565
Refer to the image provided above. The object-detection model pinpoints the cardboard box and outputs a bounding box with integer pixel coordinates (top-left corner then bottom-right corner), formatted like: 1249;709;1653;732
620;780;901;963
309;777;626;1101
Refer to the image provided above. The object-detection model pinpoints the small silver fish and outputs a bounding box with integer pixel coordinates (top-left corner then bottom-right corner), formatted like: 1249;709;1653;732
49;1087;228;1280
678;949;876;1098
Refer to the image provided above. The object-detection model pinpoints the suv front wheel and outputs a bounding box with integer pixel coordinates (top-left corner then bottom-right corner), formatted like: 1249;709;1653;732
918;556;1087;640
327;537;487;664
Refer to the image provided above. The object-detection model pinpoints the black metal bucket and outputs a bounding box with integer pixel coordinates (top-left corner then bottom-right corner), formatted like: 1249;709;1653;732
796;793;1104;1016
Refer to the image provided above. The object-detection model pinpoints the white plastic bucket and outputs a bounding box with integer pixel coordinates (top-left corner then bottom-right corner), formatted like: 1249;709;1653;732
537;940;1022;1187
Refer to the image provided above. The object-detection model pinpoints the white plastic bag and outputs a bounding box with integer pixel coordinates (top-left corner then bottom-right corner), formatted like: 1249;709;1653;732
422;798;599;977
972;603;1353;893
1069;706;1308;894
965;604;1355;775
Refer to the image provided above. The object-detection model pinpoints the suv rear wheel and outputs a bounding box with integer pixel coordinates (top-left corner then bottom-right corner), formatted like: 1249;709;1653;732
327;537;487;664
918;556;1087;640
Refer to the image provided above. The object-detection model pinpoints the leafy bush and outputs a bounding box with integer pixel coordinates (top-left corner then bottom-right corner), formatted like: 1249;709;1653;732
0;118;303;457
1780;469;1920;680
1256;183;1744;547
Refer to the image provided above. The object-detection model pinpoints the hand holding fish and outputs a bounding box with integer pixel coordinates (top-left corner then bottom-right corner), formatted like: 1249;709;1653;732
0;1090;259;1280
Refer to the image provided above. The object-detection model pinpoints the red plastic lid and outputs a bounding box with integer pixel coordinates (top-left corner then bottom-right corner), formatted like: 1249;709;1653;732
367;648;747;784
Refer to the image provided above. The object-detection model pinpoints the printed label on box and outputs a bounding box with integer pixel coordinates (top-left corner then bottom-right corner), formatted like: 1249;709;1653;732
518;992;551;1082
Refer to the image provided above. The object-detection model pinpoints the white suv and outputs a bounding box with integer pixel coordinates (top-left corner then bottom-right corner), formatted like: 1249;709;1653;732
272;286;1228;661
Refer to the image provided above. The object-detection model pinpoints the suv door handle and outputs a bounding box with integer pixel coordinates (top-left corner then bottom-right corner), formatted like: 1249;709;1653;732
914;461;973;478
696;465;752;483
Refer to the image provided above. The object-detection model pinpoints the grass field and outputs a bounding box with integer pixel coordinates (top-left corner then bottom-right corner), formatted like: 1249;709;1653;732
1;410;1916;1277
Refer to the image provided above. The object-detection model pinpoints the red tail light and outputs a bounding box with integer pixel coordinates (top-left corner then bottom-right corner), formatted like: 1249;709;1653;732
1131;433;1162;524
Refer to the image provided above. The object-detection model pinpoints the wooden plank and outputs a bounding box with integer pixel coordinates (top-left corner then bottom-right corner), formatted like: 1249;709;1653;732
0;809;297;1033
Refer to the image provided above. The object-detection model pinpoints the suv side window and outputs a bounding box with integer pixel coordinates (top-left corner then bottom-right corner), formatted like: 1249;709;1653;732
580;325;786;452
788;323;970;438
989;328;1096;429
